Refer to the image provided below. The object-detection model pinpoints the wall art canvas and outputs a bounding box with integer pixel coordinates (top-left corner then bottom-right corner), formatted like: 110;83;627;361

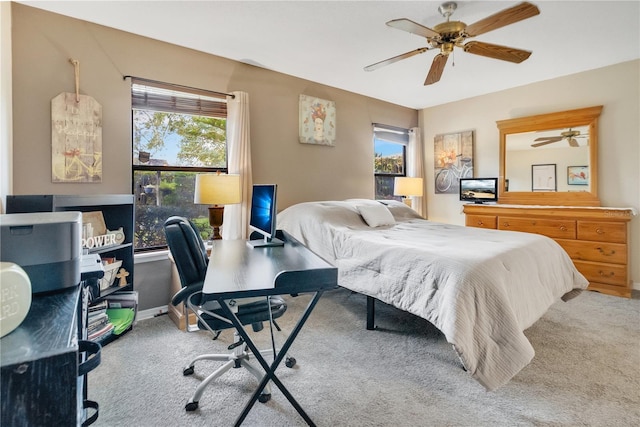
433;130;474;194
567;166;588;185
299;95;336;146
532;164;557;191
51;92;103;182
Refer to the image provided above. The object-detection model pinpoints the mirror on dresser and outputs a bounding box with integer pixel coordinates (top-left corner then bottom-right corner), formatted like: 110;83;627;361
497;106;603;206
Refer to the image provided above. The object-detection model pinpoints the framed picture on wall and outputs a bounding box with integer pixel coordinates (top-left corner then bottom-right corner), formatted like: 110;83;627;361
532;164;557;191
298;95;336;146
568;166;589;185
433;130;474;194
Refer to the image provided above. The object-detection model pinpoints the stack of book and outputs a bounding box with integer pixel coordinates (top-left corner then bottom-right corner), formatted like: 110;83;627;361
87;300;114;342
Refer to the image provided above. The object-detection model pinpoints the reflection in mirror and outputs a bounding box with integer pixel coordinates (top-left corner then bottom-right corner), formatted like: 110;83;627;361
505;125;590;192
498;106;602;206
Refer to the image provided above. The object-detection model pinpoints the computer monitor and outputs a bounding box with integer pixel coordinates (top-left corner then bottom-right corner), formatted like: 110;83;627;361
247;184;284;248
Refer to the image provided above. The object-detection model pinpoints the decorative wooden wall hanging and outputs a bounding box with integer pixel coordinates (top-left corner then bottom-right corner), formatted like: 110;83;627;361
51;59;103;182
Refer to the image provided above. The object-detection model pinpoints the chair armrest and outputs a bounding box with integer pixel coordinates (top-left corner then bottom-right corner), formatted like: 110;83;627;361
171;282;204;306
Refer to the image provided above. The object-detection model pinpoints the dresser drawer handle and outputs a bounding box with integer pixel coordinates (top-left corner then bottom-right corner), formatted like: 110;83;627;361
559;225;567;231
477;220;484;226
597;247;616;256
596;228;604;234
503;222;510;228
598;270;615;277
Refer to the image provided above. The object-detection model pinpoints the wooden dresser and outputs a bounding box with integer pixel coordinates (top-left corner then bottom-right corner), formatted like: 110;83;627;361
463;204;635;298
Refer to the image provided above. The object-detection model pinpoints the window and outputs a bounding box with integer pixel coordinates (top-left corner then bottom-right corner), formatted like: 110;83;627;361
131;78;228;251
373;124;409;200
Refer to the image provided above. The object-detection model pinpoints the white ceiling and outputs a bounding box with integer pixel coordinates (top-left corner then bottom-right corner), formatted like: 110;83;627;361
21;1;640;109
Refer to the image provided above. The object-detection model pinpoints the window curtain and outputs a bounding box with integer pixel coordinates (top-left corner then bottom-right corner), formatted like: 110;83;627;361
222;91;253;240
407;127;425;217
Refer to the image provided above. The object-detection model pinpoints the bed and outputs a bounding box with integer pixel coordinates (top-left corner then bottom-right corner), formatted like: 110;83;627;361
277;199;588;390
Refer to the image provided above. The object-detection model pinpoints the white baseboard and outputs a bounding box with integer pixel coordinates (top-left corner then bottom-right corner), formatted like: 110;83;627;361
136;305;168;321
634;281;640;291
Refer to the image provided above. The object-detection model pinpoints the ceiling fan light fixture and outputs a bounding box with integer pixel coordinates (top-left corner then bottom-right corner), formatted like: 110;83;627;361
438;2;458;20
441;43;455;55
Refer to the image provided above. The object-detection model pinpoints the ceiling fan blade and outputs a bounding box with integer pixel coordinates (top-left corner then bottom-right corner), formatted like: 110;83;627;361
531;140;555;148
364;47;430;71
386;18;440;39
568;138;579;147
464;2;540;37
424;54;448;86
534;136;563;143
463;41;532;63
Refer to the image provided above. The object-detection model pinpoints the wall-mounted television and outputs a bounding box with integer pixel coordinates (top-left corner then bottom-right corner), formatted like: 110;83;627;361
247;184;284;248
459;178;498;204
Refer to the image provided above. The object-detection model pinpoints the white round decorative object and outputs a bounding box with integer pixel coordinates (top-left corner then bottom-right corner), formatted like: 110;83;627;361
0;262;32;338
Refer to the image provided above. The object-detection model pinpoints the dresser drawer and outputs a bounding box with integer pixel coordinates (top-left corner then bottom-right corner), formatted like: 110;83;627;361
498;217;576;239
465;214;497;229
556;239;627;265
573;260;628;287
577;221;627;244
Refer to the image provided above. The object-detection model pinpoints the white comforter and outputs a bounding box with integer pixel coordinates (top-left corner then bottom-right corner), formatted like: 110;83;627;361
278;200;588;390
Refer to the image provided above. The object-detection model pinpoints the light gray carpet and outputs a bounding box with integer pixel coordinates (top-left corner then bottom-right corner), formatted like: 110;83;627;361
89;288;640;426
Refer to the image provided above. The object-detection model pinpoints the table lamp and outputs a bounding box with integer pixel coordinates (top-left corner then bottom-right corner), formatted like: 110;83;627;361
194;173;241;240
394;177;423;208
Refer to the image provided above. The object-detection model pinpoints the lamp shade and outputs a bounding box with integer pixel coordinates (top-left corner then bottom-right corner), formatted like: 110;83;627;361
394;177;424;197
194;173;241;205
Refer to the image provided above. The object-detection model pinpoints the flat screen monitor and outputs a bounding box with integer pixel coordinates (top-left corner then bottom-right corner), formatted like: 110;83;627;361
459;178;498;204
247;184;284;248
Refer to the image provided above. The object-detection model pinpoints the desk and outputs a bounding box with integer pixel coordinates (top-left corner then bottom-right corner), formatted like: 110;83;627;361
202;231;337;426
0;286;101;426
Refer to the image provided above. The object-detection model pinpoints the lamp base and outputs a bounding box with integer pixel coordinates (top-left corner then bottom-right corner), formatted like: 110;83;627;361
402;198;413;208
208;205;225;240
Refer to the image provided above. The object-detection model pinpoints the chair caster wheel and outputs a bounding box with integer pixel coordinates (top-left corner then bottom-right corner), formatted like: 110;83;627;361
285;357;296;368
183;366;194;376
185;401;199;411
258;393;271;403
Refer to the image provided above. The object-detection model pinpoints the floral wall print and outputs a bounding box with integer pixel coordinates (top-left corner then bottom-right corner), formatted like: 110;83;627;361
299;95;336;146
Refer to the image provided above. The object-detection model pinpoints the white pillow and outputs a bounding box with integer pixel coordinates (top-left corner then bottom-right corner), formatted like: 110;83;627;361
357;204;395;227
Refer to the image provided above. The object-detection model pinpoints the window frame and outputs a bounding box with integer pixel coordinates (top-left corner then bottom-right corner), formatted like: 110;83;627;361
373;124;409;200
130;78;229;252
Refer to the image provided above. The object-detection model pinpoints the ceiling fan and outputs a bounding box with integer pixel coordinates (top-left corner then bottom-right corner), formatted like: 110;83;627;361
364;1;540;85
531;129;587;148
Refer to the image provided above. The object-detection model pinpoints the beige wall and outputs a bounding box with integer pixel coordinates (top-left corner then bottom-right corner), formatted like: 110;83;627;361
1;2;12;212
7;3;638;306
420;59;640;286
8;3;417;311
10;4;417;210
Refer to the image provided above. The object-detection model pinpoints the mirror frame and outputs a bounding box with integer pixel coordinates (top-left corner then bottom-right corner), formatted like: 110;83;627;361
498;105;603;206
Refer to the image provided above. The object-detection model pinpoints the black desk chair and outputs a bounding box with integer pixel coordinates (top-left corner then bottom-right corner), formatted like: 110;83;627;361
163;216;295;411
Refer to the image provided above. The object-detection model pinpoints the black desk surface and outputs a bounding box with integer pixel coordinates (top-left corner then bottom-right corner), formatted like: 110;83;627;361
203;232;337;299
1;286;80;367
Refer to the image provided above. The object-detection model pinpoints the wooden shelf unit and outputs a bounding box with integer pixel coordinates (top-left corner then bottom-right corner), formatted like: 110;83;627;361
6;194;136;343
463;204;635;298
